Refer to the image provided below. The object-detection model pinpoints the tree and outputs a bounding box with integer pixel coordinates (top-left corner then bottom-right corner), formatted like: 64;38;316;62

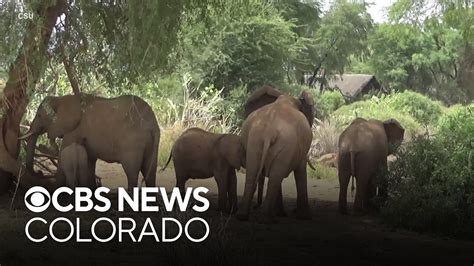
176;1;298;92
368;23;431;93
367;0;473;103
305;0;373;90
0;0;216;193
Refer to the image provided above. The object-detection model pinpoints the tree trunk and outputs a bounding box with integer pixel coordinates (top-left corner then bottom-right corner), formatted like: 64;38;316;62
61;46;81;95
0;0;66;193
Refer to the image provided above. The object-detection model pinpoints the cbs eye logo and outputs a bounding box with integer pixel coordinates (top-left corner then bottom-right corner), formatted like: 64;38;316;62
24;187;51;213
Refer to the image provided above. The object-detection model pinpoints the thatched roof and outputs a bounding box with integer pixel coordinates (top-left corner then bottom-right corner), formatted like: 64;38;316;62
325;74;380;97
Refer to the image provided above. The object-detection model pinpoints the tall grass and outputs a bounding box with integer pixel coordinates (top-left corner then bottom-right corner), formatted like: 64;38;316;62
150;77;236;167
310;119;341;158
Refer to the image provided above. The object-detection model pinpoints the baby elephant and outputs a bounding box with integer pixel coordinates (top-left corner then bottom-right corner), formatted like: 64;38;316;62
59;143;96;189
162;128;245;213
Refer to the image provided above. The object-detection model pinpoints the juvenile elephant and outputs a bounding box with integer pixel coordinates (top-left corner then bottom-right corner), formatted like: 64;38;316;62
337;117;405;214
19;94;160;190
59;143;96;189
236;85;315;223
161;128;245;212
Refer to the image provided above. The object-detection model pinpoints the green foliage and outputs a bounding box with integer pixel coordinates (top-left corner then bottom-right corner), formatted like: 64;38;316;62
366;0;473;103
382;132;474;238
368;23;429;92
297;0;373;82
437;103;474;151
384;91;443;125
331;96;421;136
222;85;248;130
329;90;450;135
177;1;297;91
316;90;345;118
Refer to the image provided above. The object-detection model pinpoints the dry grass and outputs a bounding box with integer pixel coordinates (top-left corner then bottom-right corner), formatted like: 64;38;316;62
157;81;235;168
310;119;341;159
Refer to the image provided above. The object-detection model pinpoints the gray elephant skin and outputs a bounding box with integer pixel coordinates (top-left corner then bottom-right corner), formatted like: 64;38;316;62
236;85;315;223
20;94;160;189
59;143;96;189
337;117;404;214
162;128;245;213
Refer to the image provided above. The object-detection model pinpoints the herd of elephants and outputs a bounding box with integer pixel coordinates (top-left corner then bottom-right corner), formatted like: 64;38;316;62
18;85;404;223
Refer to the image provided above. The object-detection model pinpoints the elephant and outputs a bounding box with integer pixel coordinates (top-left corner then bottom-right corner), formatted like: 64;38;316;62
236;85;315;223
337;117;405;214
59;142;96;189
19;94;160;190
161;127;245;213
254;157;316;210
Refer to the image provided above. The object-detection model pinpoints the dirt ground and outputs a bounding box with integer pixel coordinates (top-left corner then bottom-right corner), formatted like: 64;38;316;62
0;161;473;266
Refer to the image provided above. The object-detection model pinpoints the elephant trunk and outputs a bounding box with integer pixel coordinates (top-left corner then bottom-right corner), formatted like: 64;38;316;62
25;133;39;172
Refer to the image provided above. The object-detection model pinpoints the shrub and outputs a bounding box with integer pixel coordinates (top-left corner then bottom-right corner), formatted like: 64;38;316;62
436;103;474;150
381;105;474;238
384;91;443;125
331;97;421;136
222;84;248;130
316;90;346;118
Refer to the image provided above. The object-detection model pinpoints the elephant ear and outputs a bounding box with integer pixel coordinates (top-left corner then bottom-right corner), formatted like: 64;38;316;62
47;95;83;139
383;119;405;153
217;134;243;170
244;85;283;118
299;90;315;127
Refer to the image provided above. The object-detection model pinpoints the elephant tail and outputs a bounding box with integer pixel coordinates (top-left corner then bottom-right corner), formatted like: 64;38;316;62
256;137;271;185
160;151;172;172
350;151;356;196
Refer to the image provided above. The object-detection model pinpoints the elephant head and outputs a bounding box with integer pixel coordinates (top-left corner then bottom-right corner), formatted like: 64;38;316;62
383;119;405;154
19;95;83;172
243;85;315;126
216;134;245;169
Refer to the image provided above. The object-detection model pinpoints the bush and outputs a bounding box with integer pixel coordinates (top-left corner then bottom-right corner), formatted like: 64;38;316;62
384;91;443;125
316;90;346;118
381;105;474;238
331;96;421;136
437;103;474;150
222;84;248;130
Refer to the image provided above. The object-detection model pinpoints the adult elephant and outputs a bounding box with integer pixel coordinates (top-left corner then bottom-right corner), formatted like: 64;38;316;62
337;117;404;214
20;94;160;189
161;127;245;213
236;85;315;223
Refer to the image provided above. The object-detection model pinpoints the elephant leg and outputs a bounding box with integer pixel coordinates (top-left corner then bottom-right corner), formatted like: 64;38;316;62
275;185;286;217
253;175;264;209
214;169;229;212
87;158;98;189
227;169;238;214
354;175;369;214
236;169;259;221
259;173;285;223
293;162;311;220
367;174;377;208
55;165;67;187
338;168;350;214
140;153;157;187
174;168;187;194
122;161;141;191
